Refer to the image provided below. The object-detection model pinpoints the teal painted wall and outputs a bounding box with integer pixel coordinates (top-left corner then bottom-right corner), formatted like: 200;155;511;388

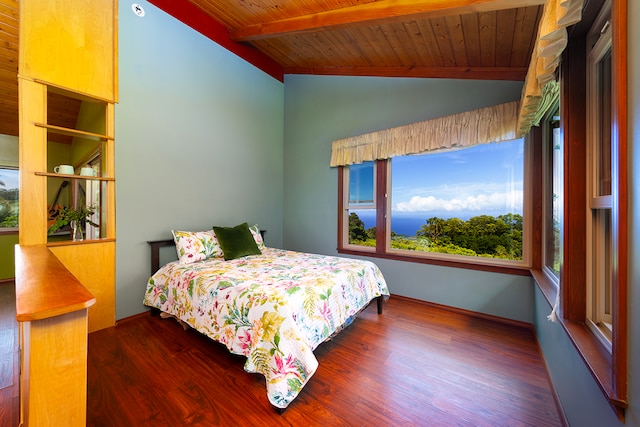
115;1;284;319
282;75;533;323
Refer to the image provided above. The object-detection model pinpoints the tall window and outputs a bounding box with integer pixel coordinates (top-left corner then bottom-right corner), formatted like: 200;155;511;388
559;0;626;416
0;167;18;230
586;12;613;349
543;111;562;279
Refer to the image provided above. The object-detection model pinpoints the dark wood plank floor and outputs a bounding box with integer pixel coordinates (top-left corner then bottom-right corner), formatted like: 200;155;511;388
86;296;564;427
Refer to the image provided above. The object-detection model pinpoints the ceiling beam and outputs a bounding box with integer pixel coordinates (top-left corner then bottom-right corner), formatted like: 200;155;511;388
230;0;546;42
284;66;528;81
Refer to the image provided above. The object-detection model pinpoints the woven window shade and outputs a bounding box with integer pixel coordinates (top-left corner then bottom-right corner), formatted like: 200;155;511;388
330;101;518;167
516;0;584;136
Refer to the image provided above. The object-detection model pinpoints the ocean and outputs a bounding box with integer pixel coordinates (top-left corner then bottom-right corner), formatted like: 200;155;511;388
357;213;430;237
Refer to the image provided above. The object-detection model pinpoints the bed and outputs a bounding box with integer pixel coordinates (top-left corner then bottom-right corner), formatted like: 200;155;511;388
143;224;390;409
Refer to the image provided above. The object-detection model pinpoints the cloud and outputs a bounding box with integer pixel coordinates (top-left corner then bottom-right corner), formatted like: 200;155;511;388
394;190;523;213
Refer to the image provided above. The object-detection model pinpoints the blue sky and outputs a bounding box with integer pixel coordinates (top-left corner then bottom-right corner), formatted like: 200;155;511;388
0;169;18;190
391;138;524;219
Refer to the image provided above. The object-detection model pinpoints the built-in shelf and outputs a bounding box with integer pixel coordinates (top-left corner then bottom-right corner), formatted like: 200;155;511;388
35;171;115;181
46;237;116;247
35;122;114;141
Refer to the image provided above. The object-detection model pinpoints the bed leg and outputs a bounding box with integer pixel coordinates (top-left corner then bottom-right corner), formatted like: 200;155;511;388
377;296;383;314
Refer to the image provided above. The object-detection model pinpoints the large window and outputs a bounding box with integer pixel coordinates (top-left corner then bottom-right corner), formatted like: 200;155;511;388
340;138;528;272
0;167;18;231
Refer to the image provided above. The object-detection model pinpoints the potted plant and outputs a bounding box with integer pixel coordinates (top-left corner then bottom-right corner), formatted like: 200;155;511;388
48;205;99;241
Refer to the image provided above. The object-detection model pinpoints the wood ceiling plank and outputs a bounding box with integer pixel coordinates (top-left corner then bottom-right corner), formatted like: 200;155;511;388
495;8;517;67
510;6;542;67
445;15;469;67
400;20;438;68
430;17;456;67
478;10;498;67
461;13;482;66
415;19;444;67
229;0;545;42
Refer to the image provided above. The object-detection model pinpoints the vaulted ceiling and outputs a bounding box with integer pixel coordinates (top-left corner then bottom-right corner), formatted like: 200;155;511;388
0;0;545;138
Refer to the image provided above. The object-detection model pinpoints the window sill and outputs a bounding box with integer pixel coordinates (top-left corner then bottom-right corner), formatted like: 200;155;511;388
0;228;18;236
530;269;626;421
338;247;531;276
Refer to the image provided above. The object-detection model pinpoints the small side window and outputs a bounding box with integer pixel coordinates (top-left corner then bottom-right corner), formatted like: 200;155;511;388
343;161;376;249
0;167;18;231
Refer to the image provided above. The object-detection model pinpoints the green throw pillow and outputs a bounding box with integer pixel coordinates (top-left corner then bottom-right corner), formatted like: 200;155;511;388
212;222;262;260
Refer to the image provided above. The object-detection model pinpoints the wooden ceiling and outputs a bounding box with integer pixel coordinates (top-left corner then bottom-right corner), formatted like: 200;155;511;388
0;0;545;138
181;0;544;80
0;0;18;138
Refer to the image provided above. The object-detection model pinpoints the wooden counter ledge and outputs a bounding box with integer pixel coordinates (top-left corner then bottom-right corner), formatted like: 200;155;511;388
15;244;96;322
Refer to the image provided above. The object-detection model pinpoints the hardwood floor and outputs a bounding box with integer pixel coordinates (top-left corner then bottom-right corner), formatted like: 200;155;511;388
0;284;563;426
86;296;564;427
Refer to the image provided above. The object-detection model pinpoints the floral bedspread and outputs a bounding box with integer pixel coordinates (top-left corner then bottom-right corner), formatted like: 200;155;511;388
143;247;389;408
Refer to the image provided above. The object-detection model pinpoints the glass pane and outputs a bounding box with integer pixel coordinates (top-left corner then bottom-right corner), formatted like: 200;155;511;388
347;209;376;247
390;140;524;260
545;125;563;277
0;168;18;229
348;162;374;206
592;208;612;331
596;49;612;196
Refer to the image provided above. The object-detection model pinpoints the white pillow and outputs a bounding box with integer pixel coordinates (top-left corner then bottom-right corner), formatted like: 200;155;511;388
171;230;223;264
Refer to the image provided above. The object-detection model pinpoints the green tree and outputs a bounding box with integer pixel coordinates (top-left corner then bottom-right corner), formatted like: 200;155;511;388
348;212;368;243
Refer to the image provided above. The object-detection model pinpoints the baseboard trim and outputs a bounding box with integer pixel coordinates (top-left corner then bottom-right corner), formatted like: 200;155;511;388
389;294;533;330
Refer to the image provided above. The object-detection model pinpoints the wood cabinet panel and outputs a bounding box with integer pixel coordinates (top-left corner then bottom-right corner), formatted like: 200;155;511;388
19;0;117;101
50;241;116;332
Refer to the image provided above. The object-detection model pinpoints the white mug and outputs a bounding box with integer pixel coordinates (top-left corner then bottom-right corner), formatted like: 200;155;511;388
80;167;95;177
54;164;74;175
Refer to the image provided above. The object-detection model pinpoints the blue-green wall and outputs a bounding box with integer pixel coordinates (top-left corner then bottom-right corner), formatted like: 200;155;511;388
115;1;284;319
282;75;533;323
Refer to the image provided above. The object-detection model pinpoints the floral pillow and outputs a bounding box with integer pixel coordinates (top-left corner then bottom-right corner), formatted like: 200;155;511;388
171;229;223;264
249;224;266;250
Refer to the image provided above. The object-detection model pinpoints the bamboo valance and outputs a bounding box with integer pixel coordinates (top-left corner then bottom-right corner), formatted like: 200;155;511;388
330;101;518;167
516;0;584;136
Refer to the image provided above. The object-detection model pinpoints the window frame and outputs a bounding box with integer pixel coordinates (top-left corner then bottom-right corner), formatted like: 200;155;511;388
337;138;532;277
549;0;627;419
586;10;614;350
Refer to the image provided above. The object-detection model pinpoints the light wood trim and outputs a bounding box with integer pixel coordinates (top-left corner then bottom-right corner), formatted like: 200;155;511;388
47;237;116;247
15;245;95;322
49;241;115;332
34;172;115;181
19;0;117;101
18;78;47;246
105;102;116;240
21;309;90;427
34;122;114;141
230;0;545;42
